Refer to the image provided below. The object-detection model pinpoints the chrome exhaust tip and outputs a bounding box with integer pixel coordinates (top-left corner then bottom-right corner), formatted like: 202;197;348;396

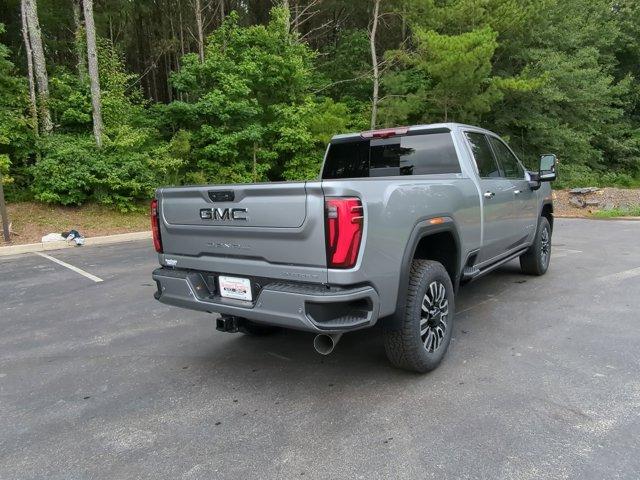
313;333;343;355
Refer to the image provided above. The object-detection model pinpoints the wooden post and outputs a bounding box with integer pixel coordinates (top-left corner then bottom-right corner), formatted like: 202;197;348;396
0;176;10;243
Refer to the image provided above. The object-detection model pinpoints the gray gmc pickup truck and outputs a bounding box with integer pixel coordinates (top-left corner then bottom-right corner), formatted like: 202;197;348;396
152;123;556;372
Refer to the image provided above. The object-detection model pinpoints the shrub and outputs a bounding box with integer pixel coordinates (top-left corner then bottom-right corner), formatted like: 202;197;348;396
31;129;183;211
554;162;640;189
31;135;96;205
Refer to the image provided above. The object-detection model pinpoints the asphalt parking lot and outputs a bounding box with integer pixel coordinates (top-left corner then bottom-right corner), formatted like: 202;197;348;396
1;218;639;480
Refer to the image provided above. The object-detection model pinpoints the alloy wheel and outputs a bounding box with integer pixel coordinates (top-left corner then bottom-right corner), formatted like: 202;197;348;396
540;227;550;267
420;281;449;353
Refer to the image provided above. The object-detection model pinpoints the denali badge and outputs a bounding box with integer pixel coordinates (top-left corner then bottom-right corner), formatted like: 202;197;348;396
200;207;248;221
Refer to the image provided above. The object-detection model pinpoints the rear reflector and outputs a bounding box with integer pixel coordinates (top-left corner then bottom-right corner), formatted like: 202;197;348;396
325;197;363;269
151;198;163;253
360;127;409;139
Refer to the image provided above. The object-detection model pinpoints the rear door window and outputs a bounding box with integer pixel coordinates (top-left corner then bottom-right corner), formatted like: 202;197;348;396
321;141;370;179
465;132;501;178
487;136;525;179
322;132;461;179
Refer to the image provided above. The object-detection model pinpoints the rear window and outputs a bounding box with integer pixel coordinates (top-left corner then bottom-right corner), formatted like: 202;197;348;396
322;132;461;179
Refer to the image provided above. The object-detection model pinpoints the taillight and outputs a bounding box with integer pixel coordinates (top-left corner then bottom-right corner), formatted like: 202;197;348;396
151;198;163;253
325;197;363;269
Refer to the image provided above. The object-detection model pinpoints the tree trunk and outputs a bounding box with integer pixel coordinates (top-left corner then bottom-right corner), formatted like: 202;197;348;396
20;0;38;132
72;0;86;81
179;1;186;57
401;4;407;43
177;1;185;101
369;0;381;130
292;0;298;33
219;0;225;24
195;0;204;62
253;142;257;182
281;0;291;34
0;178;10;243
83;0;103;147
23;0;52;134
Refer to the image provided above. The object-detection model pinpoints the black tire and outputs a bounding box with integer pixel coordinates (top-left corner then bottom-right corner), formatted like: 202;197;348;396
383;260;455;373
519;216;551;276
238;320;279;336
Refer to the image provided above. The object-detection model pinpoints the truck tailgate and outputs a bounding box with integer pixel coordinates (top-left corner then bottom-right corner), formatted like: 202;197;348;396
157;181;328;283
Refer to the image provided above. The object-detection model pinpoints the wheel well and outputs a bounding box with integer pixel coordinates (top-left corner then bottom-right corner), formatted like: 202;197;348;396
542;203;554;232
412;231;459;283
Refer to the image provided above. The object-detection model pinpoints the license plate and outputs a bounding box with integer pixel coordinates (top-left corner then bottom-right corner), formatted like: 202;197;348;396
218;276;252;301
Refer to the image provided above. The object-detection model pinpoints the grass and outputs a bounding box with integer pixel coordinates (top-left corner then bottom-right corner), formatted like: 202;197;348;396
592;205;640;218
2;201;149;245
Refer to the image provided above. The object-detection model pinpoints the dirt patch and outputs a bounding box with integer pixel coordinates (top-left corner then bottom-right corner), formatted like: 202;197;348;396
553;187;640;218
1;202;149;246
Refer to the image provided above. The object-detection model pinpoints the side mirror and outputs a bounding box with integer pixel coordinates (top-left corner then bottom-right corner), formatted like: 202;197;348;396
539;154;557;182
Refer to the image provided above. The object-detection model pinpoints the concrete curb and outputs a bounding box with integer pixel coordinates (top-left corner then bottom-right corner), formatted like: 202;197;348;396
0;231;151;257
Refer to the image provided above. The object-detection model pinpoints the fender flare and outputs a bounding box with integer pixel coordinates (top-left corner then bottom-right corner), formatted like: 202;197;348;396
540;199;554;232
385;217;461;331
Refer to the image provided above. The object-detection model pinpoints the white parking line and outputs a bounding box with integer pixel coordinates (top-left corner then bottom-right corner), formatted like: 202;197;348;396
597;266;640;283
34;252;103;283
553;248;582;258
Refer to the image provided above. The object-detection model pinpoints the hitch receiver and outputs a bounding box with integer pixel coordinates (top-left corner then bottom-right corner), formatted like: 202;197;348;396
216;315;241;333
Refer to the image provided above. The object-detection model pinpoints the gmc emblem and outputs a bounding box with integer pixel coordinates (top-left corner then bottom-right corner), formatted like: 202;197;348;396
200;207;248;221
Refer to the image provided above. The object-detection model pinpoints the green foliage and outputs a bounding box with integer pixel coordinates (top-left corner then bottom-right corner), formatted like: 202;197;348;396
316;29;372;104
0;154;12;184
166;8;345;184
554;163;640;190
3;1;640;210
32;37;176;210
593;205;640;218
380;25;540;126
32;128;183;211
97;38;148;129
31;134;96;206
50;70;92;130
0;23;33;186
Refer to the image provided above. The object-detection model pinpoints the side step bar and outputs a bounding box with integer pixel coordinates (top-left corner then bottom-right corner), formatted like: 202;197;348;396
461;247;528;283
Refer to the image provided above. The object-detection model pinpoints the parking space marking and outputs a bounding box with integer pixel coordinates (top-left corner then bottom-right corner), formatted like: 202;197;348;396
553;248;582;258
597;266;640;283
34;252;103;283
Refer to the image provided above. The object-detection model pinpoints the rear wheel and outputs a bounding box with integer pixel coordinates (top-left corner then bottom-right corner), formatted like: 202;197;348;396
383;260;455;373
519;216;551;275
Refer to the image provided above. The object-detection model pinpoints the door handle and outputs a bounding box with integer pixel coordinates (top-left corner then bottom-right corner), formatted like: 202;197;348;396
514;190;521;195
483;191;495;199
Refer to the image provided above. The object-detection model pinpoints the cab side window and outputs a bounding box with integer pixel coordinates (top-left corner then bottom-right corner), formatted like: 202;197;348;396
488;136;524;179
465;132;501;178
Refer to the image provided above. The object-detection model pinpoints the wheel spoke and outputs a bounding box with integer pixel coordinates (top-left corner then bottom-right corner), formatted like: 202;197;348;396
429;282;437;302
424;330;433;350
422;292;433;309
432;331;440;350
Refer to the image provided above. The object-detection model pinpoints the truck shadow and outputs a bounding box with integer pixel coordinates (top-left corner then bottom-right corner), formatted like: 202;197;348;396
191;262;530;387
